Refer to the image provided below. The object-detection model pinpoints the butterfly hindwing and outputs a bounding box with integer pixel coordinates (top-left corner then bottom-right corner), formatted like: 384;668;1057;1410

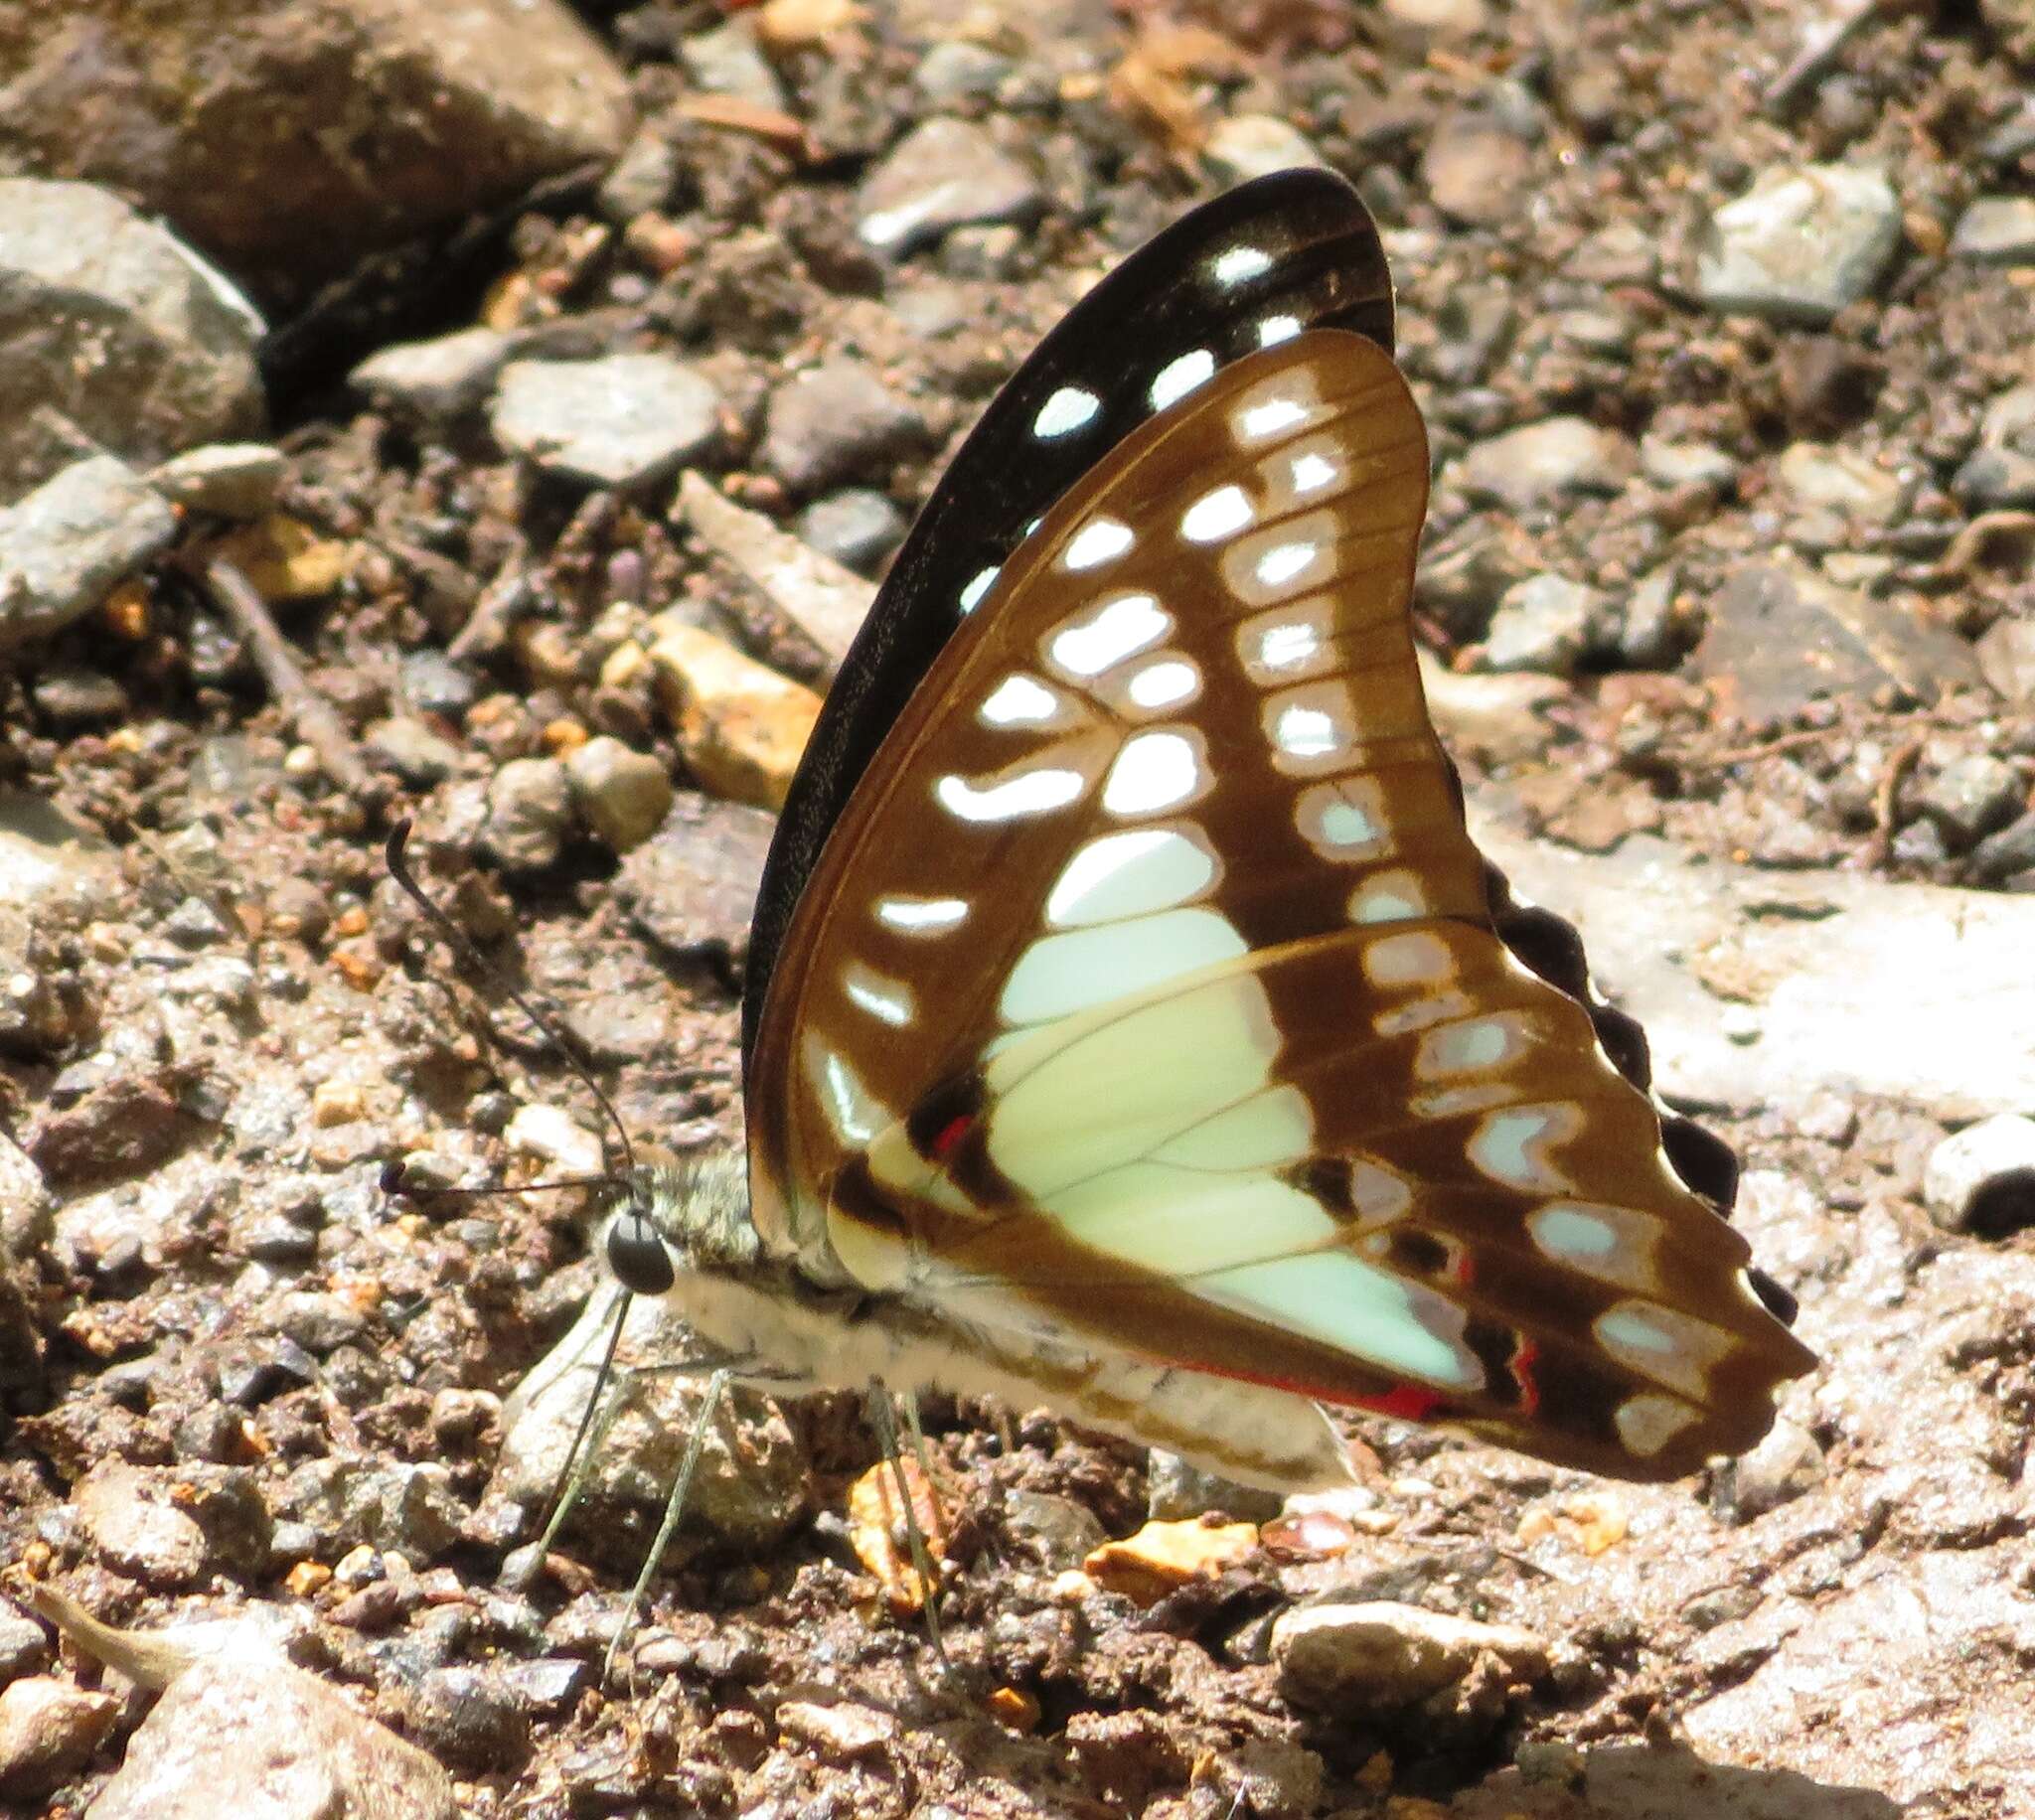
746;327;1813;1482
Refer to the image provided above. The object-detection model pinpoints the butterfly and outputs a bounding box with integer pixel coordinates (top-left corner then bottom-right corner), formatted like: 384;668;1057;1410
600;168;1813;1503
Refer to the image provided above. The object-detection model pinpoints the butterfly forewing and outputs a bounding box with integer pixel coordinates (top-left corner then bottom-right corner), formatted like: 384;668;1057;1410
746;169;1395;1054
747;328;1813;1483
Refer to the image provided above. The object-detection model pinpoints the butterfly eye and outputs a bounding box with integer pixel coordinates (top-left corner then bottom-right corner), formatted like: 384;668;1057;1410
605;1204;676;1297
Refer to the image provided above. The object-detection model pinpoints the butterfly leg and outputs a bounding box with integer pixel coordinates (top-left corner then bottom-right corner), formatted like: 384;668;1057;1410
863;1381;950;1667
604;1365;732;1684
504;1285;638;1593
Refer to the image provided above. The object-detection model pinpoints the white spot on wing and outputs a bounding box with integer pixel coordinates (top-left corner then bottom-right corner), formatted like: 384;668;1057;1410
1364;929;1456;988
1047;827;1214;927
1595;1300;1733;1402
1298;780;1390;856
1211;244;1273;286
958;566;999;613
1127;659;1197;709
1467;1104;1580;1192
1063;517;1136;571
1348;869;1427;923
1257;619;1320;672
1033;385;1100;439
875;895;969;933
1151;348;1216;411
936;767;1084;823
1257;314;1302;347
1238;395;1310;440
1180;484;1254;543
1290;450;1337;493
1527;1202;1662;1295
842;965;912;1028
979;673;1061;726
1001;907;1246;1025
1616;1392;1700;1457
1257;539;1320;590
1419;1014;1522;1076
1049;593;1169;676
807;1038;880;1142
1275;702;1338;760
1102;730;1202;817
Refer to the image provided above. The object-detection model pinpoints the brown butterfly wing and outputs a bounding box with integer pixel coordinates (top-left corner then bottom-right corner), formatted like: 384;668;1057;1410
746;331;1813;1481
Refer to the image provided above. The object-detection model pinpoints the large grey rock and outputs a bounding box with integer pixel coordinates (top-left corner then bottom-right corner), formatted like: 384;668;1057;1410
492;355;721;488
1696;163;1902;324
0;180;264;496
0;0;632;309
0;455;178;649
858;117;1043;254
1694;557;1981;721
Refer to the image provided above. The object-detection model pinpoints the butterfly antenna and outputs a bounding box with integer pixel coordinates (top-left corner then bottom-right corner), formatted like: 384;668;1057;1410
382;817;639;1182
386;818;682;1625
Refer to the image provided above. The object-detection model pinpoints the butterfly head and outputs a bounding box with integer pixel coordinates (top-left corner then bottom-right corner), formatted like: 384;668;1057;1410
600;1148;760;1291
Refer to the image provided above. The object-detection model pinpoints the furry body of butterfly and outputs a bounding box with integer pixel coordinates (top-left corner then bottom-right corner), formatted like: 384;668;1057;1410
603;1151;1355;1489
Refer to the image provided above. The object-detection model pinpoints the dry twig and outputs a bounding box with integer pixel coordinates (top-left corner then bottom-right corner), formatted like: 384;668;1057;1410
200;555;375;800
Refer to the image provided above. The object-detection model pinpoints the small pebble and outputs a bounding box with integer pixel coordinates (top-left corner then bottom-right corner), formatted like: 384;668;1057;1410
1457;418;1636;512
914;40;1010;101
353;327;517;423
1713;1416;1825;1519
1205;114;1326;185
796;488;906;573
1480;572;1608;678
0;455;178;648
77;1462;209;1587
1923;1114;2035;1237
148;442;287;518
1696;163;1901;324
0;1677;121;1802
1272;1601;1549;1716
481;756;573;870
564;734;674;852
1950;196;2035;264
858;117;1043;254
760;358;926;496
491;355;721;488
647;616;823;812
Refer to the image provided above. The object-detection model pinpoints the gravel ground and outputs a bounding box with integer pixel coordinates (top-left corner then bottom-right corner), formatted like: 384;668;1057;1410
5;1;2035;1814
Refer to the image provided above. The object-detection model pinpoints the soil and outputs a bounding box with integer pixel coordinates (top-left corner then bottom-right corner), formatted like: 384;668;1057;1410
5;1;2035;1816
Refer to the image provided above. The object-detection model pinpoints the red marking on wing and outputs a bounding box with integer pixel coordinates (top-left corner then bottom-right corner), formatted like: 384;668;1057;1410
1512;1338;1541;1418
931;1115;973;1161
1342;1384;1444;1424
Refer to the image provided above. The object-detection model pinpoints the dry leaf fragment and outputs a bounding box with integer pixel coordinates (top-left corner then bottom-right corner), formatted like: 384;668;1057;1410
846;1453;954;1613
1108;22;1248;158
1083;1517;1258;1605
